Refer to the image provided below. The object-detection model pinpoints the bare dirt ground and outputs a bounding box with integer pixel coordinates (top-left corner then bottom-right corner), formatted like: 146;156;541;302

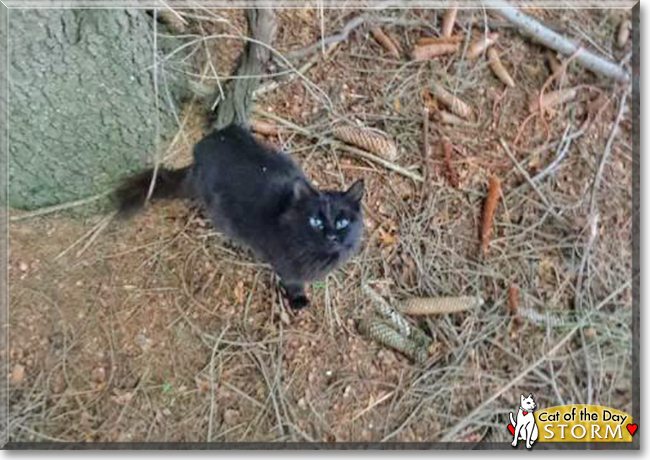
7;8;634;443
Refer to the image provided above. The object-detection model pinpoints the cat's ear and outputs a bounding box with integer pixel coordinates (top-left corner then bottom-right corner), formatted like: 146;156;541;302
529;393;533;398
521;395;525;403
293;179;316;202
344;179;364;202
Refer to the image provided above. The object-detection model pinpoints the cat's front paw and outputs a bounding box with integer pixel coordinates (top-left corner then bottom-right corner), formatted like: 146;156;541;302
511;440;517;447
289;295;310;310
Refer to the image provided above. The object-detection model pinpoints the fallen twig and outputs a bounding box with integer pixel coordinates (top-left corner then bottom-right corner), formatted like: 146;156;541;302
286;14;368;60
500;138;570;227
9;191;111;222
588;91;628;218
255;42;339;97
421;107;431;198
487;2;629;82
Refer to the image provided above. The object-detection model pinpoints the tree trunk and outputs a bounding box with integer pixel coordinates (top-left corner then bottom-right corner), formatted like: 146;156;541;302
8;9;187;210
213;8;277;129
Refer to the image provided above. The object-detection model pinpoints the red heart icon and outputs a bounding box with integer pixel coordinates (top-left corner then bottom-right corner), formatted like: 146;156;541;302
523;411;528;416
627;424;638;436
508;424;515;435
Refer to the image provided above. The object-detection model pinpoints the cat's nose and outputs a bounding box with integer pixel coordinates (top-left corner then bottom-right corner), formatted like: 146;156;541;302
326;234;337;241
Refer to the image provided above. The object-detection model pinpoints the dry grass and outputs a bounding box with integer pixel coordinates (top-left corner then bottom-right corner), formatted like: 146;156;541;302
7;7;633;443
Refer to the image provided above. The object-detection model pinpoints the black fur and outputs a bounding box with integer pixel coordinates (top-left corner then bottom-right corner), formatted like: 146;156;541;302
114;124;364;309
113;166;191;218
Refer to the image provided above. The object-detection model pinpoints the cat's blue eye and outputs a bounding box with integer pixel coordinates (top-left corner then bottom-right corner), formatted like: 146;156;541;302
309;216;323;228
336;218;350;230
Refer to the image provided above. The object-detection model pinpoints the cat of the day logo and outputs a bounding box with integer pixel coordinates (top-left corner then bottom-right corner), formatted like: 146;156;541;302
509;394;539;449
508;395;636;449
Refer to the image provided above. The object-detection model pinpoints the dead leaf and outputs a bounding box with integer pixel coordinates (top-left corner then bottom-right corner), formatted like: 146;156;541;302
379;229;397;246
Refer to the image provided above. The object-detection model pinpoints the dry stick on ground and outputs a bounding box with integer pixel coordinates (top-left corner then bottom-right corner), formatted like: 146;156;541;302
255;42;340;97
441;279;631;442
286;2;409;61
145;9;162;207
286;14;368;60
9;191;111;222
515;50;580;148
574;91;628;404
499;138;570;228
487;2;629;82
207;325;230;442
53;212;116;261
420;108;431;202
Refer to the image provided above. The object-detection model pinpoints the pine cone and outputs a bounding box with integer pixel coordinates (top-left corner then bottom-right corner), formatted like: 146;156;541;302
358;319;428;364
399;296;484;315
333;126;398;161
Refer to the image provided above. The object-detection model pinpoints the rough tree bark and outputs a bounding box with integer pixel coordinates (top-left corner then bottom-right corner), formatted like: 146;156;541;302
8;9;188;210
212;8;277;129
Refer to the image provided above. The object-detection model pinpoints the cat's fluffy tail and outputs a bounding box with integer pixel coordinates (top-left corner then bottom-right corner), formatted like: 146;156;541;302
509;412;516;426
113;166;192;218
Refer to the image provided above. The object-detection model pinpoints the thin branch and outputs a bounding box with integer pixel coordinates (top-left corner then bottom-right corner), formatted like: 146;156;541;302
285;14;369;60
589;91;628;217
9;191;110;222
488;2;629;83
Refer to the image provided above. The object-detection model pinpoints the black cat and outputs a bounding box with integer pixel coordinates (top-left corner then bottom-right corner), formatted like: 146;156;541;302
114;124;364;309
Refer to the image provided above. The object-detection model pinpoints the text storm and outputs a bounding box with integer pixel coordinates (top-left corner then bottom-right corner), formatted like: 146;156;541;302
535;405;634;443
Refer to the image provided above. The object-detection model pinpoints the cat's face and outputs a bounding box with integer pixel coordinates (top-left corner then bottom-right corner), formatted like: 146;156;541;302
521;394;537;411
288;179;364;256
